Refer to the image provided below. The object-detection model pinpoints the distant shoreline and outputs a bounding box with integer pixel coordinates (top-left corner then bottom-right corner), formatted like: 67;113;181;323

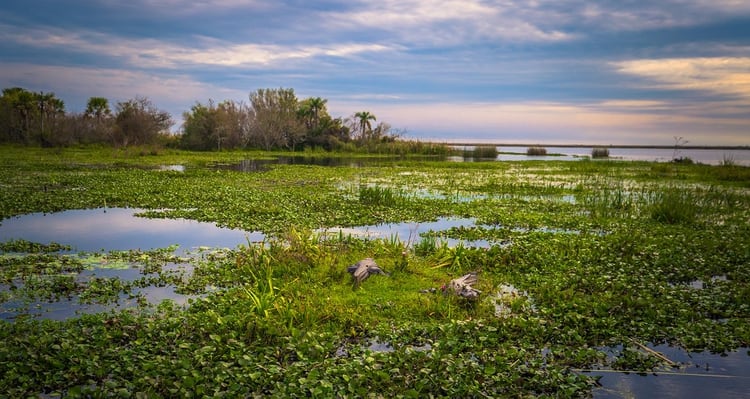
427;142;750;150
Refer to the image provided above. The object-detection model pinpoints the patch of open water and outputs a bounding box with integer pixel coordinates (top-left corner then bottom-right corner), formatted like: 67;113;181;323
588;346;750;399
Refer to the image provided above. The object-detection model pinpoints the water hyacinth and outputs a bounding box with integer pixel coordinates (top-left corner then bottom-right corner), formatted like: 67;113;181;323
1;146;749;397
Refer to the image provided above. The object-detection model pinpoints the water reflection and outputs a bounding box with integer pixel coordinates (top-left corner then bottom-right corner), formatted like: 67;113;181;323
0;207;259;253
317;217;498;248
0;208;262;320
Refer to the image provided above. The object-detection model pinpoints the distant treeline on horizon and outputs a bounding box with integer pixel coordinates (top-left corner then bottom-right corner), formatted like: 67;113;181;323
0;86;449;155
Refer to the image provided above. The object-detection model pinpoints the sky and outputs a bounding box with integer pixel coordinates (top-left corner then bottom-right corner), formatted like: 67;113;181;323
1;1;749;146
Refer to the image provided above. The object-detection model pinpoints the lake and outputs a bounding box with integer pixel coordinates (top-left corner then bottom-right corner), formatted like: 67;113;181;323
454;145;750;165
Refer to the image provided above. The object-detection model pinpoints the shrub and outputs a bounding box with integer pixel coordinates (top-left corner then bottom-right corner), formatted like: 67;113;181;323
672;156;694;164
526;146;547;156
591;147;610;158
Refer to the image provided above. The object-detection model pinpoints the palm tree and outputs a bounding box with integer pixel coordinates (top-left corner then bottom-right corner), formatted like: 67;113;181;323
308;97;327;129
354;111;376;140
85;97;111;122
35;91;64;145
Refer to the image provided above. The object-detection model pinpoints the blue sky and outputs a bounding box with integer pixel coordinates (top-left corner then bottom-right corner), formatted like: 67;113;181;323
1;0;749;146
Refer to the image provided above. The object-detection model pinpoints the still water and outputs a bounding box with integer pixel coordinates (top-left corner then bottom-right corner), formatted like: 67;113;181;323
0;207;260;253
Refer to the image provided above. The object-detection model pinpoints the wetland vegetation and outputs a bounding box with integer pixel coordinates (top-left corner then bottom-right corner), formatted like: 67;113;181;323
1;146;749;397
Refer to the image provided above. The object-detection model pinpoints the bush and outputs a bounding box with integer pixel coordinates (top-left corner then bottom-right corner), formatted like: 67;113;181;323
526;146;547;156
473;145;498;159
591;147;610;158
672;156;694;164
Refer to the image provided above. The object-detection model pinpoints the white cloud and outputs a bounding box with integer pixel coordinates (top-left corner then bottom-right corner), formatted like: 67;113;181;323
0;62;244;116
613;57;750;100
0;24;395;69
324;0;574;44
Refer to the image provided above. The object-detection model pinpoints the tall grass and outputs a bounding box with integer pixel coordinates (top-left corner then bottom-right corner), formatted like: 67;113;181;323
527;146;547;156
581;183;704;224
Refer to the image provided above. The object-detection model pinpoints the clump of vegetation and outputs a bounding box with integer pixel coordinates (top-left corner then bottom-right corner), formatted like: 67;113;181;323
672;156;694;164
591;147;610;158
649;188;699;224
472;145;498;159
358;185;407;207
526;146;547;156
720;154;736;167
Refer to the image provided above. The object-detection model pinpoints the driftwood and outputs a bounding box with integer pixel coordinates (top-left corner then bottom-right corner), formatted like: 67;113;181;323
629;338;677;367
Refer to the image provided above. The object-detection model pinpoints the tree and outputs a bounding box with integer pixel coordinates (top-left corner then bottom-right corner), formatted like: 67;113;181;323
34;91;65;146
181;99;251;151
304;115;351;150
0;87;36;143
85;97;111;121
354;111;376;141
180;101;216;150
82;97;113;144
298;97;328;130
248;88;305;150
112;97;172;147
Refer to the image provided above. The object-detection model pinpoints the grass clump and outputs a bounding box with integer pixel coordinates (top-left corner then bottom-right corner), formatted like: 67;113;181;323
472;145;498;159
591;147;610;158
649;188;700;224
526;146;547;156
358;185;406;207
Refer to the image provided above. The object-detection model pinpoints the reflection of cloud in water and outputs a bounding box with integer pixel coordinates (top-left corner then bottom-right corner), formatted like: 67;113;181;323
0;208;261;252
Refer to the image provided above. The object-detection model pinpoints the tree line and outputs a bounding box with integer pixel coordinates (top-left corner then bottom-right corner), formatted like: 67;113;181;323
0;87;404;151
